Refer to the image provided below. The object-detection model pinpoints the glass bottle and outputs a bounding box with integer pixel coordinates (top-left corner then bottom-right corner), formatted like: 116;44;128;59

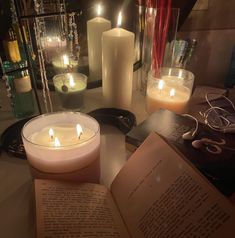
3;28;22;63
6;69;35;118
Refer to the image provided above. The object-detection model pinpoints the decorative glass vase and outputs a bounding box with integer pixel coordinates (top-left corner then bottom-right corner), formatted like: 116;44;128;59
140;8;180;95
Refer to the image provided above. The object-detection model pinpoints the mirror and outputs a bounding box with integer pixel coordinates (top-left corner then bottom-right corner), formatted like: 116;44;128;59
0;0;196;91
0;0;141;91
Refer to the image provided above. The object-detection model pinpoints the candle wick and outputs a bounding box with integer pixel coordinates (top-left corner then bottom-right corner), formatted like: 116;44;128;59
78;132;83;139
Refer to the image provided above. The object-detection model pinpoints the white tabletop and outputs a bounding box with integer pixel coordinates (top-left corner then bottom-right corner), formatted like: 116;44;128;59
1;69;234;238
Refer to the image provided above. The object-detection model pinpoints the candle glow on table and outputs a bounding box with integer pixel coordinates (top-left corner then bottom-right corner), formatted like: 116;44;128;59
87;4;111;81
102;11;134;109
146;68;194;114
53;73;87;110
21;112;100;182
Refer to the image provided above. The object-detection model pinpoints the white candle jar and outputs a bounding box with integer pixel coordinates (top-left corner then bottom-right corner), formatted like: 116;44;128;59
21;112;100;183
146;68;194;114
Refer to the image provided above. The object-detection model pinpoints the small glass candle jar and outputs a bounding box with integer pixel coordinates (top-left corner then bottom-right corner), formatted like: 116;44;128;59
146;68;194;114
53;73;87;110
52;55;79;73
21;112;100;183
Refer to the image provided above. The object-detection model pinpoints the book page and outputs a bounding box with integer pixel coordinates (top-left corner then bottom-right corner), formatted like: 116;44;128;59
112;132;235;238
35;180;130;238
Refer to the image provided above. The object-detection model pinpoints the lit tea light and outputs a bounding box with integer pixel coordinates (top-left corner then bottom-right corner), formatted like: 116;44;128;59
49;128;54;140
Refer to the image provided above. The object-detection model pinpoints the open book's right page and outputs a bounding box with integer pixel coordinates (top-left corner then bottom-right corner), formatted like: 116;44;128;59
111;132;235;238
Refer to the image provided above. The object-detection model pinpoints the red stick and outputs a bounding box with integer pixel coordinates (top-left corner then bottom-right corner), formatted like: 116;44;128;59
152;0;172;76
153;0;163;76
159;0;171;66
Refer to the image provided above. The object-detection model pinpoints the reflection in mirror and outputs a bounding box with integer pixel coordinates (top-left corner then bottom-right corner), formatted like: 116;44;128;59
6;0;140;91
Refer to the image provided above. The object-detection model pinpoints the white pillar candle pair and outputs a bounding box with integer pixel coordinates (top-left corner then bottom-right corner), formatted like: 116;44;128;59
87;8;134;109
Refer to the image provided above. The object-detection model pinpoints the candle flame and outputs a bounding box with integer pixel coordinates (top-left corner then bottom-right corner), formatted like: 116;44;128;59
57;37;61;42
178;70;183;78
63;54;69;66
158;80;164;90
76;124;83;139
170;88;175;98
69;74;75;88
117;12;122;27
49;128;54;139
47;37;52;42
149;7;153;15
168;68;172;76
54;137;60;147
97;4;102;16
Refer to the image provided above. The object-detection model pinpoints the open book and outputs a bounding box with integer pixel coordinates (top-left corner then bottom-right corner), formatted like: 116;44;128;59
35;133;235;238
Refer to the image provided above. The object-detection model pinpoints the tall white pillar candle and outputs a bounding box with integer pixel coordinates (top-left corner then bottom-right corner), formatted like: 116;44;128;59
87;4;111;81
102;12;135;109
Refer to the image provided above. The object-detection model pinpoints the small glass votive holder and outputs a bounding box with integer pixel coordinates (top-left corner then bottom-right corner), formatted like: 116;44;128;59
146;67;194;114
53;72;87;110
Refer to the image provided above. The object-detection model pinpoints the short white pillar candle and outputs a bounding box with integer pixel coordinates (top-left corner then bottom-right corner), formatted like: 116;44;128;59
21;112;100;183
102;12;135;109
146;68;194;114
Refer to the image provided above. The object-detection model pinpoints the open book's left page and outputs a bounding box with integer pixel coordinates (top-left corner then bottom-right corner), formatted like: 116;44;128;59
35;180;130;238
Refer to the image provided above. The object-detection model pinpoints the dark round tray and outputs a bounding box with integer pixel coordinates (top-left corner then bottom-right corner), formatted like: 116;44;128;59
0;117;33;159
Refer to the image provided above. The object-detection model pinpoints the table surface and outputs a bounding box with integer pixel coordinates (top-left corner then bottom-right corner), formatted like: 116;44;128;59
0;70;235;238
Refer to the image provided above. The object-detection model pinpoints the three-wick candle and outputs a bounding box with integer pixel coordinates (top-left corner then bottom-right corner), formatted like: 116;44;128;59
21;112;100;182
